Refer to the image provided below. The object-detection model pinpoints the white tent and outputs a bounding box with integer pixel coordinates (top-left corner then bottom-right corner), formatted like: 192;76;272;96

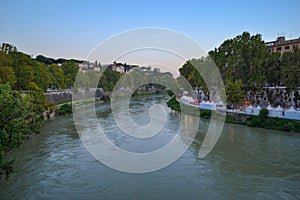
267;105;276;116
253;105;261;115
180;95;193;104
200;101;213;110
272;105;284;118
285;106;300;120
275;105;284;111
246;105;254;114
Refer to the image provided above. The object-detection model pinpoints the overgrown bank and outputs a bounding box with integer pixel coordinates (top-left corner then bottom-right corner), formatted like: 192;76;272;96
167;96;300;132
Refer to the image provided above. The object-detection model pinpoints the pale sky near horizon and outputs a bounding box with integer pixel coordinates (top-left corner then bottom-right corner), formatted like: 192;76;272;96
1;0;300;72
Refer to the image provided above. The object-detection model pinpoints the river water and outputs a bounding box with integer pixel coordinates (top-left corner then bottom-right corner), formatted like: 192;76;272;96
1;94;300;200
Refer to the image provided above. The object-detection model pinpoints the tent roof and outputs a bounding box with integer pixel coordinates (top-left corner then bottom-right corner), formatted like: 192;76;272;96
275;105;284;111
267;105;274;110
287;106;297;112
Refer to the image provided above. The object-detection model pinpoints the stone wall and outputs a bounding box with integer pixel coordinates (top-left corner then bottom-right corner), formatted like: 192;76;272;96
46;91;72;104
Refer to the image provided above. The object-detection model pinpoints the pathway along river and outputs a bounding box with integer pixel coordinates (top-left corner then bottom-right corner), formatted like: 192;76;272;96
1;94;300;199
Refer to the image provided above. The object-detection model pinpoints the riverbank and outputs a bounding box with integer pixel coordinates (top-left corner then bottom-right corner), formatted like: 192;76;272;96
167;96;300;132
53;90;167;115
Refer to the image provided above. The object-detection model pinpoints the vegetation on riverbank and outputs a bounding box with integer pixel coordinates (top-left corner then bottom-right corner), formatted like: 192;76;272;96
178;32;300;109
0;84;49;179
167;96;300;132
167;96;211;118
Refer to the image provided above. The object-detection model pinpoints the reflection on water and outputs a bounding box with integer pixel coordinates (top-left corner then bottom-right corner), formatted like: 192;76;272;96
230;128;234;144
1;94;300;200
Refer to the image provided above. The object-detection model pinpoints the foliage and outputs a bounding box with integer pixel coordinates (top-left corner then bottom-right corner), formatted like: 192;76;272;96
61;61;79;88
74;71;90;91
178;32;300;107
225;79;245;108
281;48;300;89
178;58;209;93
246;107;299;132
258;107;269;119
47;64;66;89
200;109;211;119
0;84;27;179
208;32;269;89
0;83;49;179
167;96;180;112
166;89;174;97
56;104;72;115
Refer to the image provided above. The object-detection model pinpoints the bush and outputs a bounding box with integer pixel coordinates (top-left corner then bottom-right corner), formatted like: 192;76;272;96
56;104;72;115
258;108;269;118
283;122;296;131
167;96;180;112
200;110;211;119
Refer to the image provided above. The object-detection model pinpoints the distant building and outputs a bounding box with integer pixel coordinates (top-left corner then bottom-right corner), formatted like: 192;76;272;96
105;62;139;73
153;67;160;73
266;36;300;56
78;61;101;72
140;66;151;73
78;62;89;71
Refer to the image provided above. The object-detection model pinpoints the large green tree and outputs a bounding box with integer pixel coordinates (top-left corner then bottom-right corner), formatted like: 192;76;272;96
281;48;300;89
209;32;270;89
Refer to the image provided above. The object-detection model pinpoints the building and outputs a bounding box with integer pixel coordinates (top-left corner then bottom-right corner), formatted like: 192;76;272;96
78;61;101;72
266;36;300;56
153;67;160;73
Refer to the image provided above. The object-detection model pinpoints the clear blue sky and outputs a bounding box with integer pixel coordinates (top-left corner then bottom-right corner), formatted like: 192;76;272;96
1;0;300;61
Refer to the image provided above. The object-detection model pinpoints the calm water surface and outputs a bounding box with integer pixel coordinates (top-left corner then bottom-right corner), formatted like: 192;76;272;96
1;95;300;200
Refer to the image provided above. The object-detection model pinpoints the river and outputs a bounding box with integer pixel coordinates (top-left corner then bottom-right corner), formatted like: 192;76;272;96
1;94;300;200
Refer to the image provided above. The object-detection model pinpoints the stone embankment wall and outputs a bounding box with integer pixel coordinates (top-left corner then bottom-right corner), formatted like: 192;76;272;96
46;89;107;104
46;91;73;104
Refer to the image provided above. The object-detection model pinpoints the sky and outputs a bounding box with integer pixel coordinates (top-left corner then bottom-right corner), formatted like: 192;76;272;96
1;0;300;71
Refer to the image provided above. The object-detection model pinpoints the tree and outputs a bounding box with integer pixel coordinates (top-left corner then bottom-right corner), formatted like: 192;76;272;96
9;52;35;91
225;79;245;109
32;62;51;91
47;64;66;89
85;70;100;88
0;51;16;86
1;43;17;54
61;61;79;88
209;32;270;89
74;71;90;90
35;55;55;65
0;84;29;179
281;48;300;89
0;66;16;86
98;69;121;91
0;83;50;179
264;52;281;86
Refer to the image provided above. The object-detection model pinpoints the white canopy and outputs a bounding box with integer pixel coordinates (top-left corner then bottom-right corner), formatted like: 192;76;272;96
286;106;297;112
275;105;284;111
267;105;274;110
